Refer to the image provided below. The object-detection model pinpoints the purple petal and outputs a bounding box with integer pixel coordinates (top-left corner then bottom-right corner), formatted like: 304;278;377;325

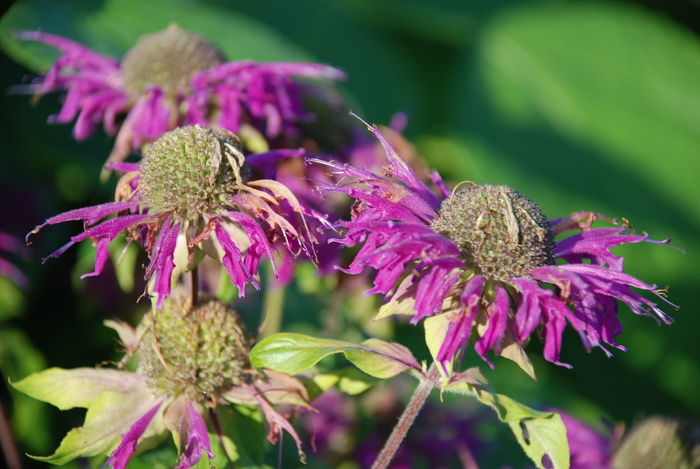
436;275;485;366
146;216;180;309
513;277;545;342
107;402;163;469
350;112;440;210
28;201;139;235
540;295;573;368
555;227;647;271
175;404;214;469
474;286;510;364
214;223;256;295
226;211;278;278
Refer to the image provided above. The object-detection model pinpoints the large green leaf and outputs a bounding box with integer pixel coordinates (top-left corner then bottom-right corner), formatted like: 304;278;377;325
0;0;313;72
32;387;164;465
250;333;422;379
11;367;147;410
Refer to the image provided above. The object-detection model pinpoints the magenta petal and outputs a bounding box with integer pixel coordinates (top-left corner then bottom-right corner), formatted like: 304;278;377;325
175;404;214;469
557;411;614;468
513;277;544;342
474;286;510;364
227;211;277;278
71;213;150;243
107;402;163;469
412;262;460;322
350;112;440;210
36;201;140;228
436;275;485;367
214;223;256;294
540;295;573;368
80;237;111;278
146;216;180;309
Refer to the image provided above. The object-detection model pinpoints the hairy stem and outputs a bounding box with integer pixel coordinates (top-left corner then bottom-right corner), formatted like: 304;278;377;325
371;363;440;469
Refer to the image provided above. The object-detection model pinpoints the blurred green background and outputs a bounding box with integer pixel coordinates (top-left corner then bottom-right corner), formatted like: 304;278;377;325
0;0;698;467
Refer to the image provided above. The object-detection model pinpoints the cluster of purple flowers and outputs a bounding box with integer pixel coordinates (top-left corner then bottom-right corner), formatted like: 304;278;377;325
13;23;678;469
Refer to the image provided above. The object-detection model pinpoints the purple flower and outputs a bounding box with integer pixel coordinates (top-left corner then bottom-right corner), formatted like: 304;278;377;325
557;411;616;469
315;117;676;376
12;295;311;468
27;125;324;308
15;24;345;164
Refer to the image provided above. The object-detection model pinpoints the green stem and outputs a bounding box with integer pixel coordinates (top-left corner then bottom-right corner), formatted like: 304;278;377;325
371;363;440;469
260;282;286;338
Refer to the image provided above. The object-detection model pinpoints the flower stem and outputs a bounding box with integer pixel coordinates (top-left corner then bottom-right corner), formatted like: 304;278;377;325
0;393;21;469
371;363;440;469
260;281;286;338
190;266;199;309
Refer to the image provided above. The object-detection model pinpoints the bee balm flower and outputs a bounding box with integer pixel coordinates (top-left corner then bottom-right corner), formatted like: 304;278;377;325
315;118;675;376
12;296;310;468
27;125;322;308
15;24;345;163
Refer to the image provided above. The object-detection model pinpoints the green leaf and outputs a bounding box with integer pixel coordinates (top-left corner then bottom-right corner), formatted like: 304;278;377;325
11;367;147;410
423;313;453;378
250;333;421;379
218;405;272;469
0;328;51;452
0;276;24;320
313;367;378;395
448;380;569;469
32;387;164;464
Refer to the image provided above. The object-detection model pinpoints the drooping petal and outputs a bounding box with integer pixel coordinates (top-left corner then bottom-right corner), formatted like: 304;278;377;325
254;394;306;464
107;402;163;469
174;404;214;469
147;216;181;309
214;223;256;294
539;295;573;368
474;286;510;365
436;275;485;367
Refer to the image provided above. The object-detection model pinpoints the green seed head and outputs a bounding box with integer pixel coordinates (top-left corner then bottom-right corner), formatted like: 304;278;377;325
139;125;249;221
431;184;555;283
136;296;252;403
611;417;700;469
120;23;225;99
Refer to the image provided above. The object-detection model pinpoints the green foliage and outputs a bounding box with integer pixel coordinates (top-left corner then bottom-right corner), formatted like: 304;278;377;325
250;333;422;379
448;380;569;469
11;367;146;410
1;0;699;468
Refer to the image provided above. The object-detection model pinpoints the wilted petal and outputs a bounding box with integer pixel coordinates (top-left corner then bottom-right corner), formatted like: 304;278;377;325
174;404;214;469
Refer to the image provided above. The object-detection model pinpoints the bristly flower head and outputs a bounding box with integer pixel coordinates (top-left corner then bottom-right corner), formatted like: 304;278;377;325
12;296;310;468
27;125;323;308
314;116;676;377
15;24;345;164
